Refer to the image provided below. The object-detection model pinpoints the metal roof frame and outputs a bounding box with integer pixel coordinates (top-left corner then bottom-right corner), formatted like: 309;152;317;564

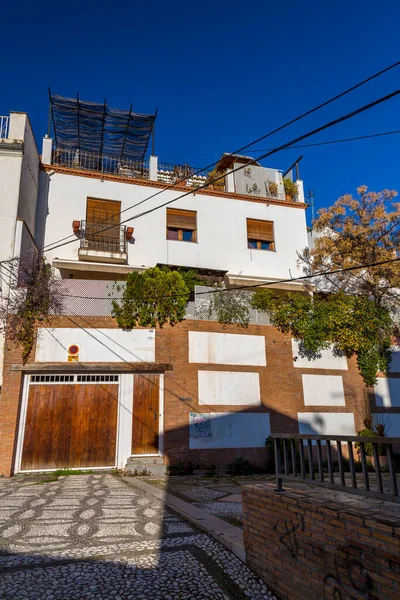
49;91;157;162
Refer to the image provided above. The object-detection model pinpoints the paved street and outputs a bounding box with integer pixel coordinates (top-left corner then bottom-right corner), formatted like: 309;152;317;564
0;474;274;599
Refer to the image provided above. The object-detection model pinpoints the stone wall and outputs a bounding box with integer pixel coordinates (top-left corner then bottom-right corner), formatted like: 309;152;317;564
242;482;400;600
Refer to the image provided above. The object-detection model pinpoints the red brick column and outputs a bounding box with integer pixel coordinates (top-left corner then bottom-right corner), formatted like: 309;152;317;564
0;341;24;476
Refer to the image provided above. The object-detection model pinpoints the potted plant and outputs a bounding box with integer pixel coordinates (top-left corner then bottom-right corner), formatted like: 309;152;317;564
205;168;226;190
265;179;279;199
283;178;298;201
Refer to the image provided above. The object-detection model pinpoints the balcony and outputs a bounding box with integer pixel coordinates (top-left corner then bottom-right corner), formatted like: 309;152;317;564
0;116;10;139
53;148;149;180
49;144;305;203
78;220;128;264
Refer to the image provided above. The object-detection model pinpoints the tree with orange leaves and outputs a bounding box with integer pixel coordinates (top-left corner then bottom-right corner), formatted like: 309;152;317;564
300;186;400;306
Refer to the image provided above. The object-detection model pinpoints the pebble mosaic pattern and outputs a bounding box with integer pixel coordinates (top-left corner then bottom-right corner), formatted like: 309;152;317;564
0;475;276;599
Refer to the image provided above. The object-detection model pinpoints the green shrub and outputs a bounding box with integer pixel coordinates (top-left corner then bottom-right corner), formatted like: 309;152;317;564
168;461;196;476
227;457;254;475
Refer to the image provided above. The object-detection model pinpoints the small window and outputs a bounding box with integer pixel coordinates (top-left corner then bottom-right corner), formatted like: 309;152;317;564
167;208;197;242
247;219;274;251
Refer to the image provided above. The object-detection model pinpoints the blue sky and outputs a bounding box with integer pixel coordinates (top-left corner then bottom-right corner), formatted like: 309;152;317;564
2;0;400;223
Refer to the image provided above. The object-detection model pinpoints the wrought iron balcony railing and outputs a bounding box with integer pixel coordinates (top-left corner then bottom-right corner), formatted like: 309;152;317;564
80;221;127;254
53;147;149;179
0;116;10;139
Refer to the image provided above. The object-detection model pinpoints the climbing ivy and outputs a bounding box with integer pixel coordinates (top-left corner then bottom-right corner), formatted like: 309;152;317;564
111;267;191;329
209;286;251;327
251;290;393;386
2;257;62;364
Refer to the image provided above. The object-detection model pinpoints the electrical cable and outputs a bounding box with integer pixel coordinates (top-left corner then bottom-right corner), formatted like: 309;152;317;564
2;62;400;267
5;255;400;301
40;88;400;257
38;59;400;254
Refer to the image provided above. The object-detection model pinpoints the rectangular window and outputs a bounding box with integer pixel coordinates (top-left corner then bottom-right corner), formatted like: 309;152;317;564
246;218;274;251
167;208;197;242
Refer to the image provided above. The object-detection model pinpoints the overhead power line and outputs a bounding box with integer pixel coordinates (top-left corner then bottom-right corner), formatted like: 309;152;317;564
229;128;400;154
37;87;400;260
91;90;400;236
16;255;400;302
1;60;400;268
39;59;400;254
155;129;400;158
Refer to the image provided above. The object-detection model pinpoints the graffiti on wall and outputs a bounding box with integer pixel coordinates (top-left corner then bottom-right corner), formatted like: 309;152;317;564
274;517;400;600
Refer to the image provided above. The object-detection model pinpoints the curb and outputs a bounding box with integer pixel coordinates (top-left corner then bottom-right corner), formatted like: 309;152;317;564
121;476;246;563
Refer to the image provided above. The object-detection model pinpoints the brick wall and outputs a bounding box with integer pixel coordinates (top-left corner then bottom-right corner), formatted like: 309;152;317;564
243;483;400;600
157;320;365;468
0;317;366;476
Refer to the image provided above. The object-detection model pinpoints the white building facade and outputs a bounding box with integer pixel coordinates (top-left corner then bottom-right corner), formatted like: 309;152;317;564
2;96;398;478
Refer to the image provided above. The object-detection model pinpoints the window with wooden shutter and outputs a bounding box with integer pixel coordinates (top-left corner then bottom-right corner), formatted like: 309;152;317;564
246;218;275;251
167;208;197;242
85;198;122;250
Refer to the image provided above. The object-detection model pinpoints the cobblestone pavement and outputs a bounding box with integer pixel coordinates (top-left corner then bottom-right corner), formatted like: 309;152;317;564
0;474;275;599
144;477;276;529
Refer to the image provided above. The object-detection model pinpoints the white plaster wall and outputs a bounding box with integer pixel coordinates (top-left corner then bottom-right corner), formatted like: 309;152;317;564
15;115;40;239
0;149;22;264
43;172;309;280
388;349;400;373
189;412;270;449
198;371;261;406
0;113;40;264
374;414;400;437
374;378;400;408
298;412;356;436
189;331;266;366
302;375;346;406
35;328;155;363
292;340;348;370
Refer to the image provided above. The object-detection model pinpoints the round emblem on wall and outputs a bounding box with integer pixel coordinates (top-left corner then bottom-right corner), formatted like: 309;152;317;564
68;345;80;355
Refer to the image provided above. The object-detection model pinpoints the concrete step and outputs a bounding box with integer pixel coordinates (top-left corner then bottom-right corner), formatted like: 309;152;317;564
125;455;166;476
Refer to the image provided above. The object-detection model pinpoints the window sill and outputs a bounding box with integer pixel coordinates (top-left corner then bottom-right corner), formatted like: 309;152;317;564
248;248;276;252
166;239;198;244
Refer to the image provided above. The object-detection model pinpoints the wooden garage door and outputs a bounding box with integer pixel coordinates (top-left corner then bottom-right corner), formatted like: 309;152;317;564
21;383;118;470
132;374;160;455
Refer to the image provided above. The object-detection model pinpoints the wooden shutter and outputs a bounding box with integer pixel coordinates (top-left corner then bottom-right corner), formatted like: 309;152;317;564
167;208;197;230
247;219;274;242
86;198;121;240
87;198;121;226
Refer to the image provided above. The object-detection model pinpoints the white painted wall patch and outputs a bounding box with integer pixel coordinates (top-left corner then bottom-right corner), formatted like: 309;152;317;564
292;340;347;370
297;412;355;436
189;331;266;366
35;328;155;363
198;371;261;406
374;377;400;407
302;374;345;406
189;412;270;449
